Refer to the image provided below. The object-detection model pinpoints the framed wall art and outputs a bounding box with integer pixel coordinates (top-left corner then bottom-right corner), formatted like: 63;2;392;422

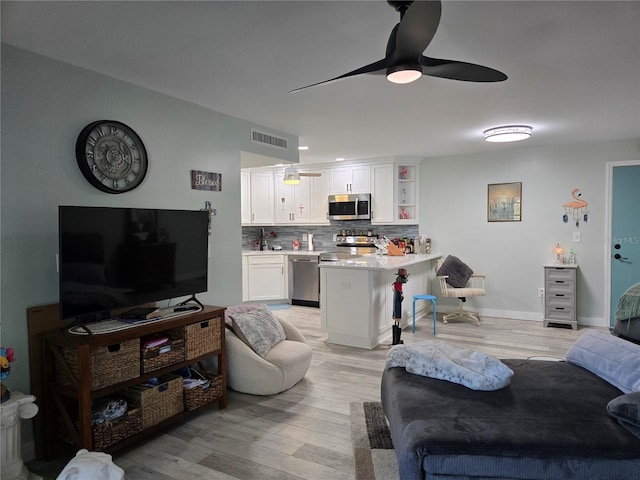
487;182;522;222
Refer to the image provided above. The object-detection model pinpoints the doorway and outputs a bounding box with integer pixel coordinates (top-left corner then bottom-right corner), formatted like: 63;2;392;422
606;161;640;326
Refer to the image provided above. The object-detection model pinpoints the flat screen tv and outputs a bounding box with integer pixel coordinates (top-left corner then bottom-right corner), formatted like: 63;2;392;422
59;206;208;321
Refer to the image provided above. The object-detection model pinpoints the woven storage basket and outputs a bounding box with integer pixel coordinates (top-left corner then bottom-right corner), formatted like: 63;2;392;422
183;369;224;411
141;328;186;373
185;317;222;360
123;374;183;429
56;407;142;450
92;407;142;449
56;339;140;390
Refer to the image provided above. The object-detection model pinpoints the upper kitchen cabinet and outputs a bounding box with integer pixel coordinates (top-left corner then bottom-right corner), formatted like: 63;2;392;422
241;170;252;224
329;164;370;194
308;168;330;224
243;170;274;225
371;163;395;224
274;172;311;224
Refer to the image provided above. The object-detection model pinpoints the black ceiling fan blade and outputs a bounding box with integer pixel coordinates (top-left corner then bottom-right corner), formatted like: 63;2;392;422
420;56;507;82
394;0;442;58
289;57;392;93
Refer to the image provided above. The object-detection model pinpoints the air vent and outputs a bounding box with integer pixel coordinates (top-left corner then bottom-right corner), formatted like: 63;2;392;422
251;129;288;150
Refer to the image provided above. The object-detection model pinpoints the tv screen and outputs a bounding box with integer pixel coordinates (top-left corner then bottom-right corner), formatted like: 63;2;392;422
59;206;208;321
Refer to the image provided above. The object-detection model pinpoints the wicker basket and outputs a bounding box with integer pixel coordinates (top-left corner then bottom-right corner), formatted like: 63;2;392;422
185;317;222;360
183;369;224;411
141;328;186;373
123;374;184;429
92;407;142;449
57;339;140;390
56;407;142;450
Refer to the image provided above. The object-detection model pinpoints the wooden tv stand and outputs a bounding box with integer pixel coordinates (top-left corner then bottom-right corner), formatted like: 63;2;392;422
35;305;226;459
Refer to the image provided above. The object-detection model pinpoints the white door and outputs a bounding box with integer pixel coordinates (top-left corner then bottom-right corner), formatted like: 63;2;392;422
607;161;640;326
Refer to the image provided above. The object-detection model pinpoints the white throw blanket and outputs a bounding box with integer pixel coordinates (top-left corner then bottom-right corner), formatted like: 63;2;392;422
385;341;514;391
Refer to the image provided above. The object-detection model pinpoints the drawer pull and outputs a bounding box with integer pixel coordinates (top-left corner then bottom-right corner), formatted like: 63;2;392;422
555;294;565;297
555;307;565;311
554;281;565;284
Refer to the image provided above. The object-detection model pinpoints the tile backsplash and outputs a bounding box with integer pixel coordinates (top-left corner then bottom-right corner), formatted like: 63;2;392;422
242;221;420;251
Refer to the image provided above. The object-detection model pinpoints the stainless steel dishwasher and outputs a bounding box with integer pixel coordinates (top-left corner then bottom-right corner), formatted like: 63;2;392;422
290;255;320;307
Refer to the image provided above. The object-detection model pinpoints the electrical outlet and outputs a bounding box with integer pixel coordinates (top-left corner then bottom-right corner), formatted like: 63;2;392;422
302;234;308;241
573;231;581;242
538;288;544;298
333;234;337;241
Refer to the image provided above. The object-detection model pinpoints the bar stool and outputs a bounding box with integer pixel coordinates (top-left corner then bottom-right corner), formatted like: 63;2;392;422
412;294;437;335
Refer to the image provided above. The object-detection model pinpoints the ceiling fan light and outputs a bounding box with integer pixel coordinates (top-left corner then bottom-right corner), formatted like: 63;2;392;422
484;125;532;143
283;167;301;185
386;65;422;84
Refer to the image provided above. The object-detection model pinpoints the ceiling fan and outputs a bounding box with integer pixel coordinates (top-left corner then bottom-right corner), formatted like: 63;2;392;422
290;0;507;93
283;166;321;185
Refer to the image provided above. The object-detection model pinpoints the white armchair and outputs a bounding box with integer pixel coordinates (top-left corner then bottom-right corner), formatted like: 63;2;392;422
220;305;312;395
436;258;486;326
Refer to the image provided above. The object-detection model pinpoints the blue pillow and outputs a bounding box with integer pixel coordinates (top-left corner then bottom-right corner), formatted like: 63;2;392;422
565;329;640;393
608;392;640;439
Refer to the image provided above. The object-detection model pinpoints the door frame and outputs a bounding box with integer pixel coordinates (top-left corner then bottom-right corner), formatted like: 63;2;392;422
604;159;640;324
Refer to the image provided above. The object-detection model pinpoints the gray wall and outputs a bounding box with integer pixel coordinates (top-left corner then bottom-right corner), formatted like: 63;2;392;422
420;140;640;324
0;45;296;401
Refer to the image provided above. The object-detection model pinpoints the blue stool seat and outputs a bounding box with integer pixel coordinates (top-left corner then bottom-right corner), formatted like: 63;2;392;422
412;294;437;335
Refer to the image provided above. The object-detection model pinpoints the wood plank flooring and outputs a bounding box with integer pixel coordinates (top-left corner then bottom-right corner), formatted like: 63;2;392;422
28;307;598;480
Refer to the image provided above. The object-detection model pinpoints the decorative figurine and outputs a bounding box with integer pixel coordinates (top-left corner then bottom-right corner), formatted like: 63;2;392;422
1;347;15;403
392;269;410;345
56;449;124;480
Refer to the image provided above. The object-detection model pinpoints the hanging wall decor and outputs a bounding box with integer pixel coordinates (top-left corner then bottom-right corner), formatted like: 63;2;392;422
562;188;589;227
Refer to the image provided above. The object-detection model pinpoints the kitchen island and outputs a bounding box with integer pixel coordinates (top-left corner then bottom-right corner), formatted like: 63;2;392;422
319;253;442;348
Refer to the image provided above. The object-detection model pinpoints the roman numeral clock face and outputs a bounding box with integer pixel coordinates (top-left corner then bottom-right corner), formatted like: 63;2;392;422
76;120;148;193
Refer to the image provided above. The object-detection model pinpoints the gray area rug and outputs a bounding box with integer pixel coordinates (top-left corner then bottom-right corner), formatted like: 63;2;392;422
350;401;399;480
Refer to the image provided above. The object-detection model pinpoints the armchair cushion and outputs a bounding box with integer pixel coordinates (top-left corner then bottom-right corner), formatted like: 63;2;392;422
436;255;474;288
229;305;286;358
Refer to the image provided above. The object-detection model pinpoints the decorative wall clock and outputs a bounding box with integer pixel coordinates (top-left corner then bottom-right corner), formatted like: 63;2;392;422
75;120;148;193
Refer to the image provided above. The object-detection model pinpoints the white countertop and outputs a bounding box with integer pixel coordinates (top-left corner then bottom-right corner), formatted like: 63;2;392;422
319;253;442;271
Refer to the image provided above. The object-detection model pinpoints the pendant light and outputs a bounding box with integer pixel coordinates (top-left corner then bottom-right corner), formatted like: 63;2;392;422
283;166;301;185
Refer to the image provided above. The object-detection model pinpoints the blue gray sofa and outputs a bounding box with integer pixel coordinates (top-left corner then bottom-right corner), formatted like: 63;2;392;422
381;330;640;480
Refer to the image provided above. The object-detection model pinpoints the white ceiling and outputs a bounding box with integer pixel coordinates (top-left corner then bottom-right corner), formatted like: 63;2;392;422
2;1;639;165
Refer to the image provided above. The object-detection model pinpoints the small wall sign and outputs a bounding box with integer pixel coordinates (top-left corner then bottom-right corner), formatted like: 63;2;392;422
191;170;222;191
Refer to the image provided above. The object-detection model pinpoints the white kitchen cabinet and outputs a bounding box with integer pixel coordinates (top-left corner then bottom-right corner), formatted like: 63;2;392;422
309;168;330;224
242;255;249;301
241;171;252;224
247;171;274;224
330;164;370;194
371;163;394;224
274;172;311;224
247;255;287;301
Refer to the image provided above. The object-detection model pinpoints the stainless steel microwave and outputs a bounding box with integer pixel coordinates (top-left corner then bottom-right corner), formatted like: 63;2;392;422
328;193;371;220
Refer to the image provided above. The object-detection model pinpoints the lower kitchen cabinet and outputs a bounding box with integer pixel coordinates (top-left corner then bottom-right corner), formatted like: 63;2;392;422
246;254;287;301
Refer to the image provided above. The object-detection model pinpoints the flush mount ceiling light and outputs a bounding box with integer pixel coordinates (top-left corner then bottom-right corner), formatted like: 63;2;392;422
283;167;301;185
386;64;422;84
484;125;533;143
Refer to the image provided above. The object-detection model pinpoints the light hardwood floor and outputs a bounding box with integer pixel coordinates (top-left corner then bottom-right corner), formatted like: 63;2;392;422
30;307;598;479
